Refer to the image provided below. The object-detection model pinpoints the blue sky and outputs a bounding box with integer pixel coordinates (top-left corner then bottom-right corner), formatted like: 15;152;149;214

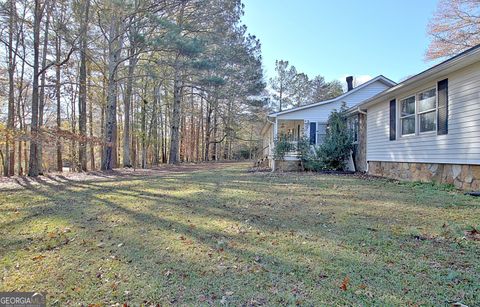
242;0;440;85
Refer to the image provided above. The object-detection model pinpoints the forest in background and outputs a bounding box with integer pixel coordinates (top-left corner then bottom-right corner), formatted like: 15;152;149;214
0;0;478;177
0;0;268;177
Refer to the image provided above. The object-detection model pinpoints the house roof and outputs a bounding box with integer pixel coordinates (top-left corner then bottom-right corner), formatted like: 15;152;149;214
268;75;396;118
357;44;480;109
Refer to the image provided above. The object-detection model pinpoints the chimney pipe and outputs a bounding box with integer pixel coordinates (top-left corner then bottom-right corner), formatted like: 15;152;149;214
346;76;354;91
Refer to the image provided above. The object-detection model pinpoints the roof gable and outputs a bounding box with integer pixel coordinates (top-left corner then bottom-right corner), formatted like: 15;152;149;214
269;75;396;117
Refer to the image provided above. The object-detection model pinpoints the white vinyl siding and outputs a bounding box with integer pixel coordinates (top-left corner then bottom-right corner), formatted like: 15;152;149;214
367;62;480;165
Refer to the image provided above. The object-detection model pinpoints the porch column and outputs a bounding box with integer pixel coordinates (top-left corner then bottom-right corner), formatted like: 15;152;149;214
272;118;278;171
273;118;278;140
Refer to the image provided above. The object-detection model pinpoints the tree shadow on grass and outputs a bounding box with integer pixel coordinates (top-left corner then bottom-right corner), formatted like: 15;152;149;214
1;166;479;305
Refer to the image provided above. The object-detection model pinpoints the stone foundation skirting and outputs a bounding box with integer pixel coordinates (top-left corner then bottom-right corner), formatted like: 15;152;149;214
368;161;480;190
274;159;302;172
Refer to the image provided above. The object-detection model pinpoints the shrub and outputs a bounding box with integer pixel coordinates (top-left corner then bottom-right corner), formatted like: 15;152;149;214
297;137;322;171
317;108;353;170
298;107;353;171
273;135;295;160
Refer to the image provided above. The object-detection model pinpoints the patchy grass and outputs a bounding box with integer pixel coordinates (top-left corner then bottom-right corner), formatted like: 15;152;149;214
0;162;479;306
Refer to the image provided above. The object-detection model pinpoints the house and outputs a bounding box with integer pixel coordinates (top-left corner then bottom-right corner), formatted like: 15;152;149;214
358;44;480;190
261;75;396;171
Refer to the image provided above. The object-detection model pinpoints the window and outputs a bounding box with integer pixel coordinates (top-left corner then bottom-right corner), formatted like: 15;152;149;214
316;123;327;144
417;88;436;132
348;116;359;143
399;88;437;137
400;96;415;135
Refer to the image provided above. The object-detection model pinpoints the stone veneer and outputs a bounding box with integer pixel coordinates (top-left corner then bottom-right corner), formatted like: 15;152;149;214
368;161;480;190
353;113;367;172
275;160;302;172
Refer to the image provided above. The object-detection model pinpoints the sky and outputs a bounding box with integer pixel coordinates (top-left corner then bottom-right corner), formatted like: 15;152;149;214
241;0;441;86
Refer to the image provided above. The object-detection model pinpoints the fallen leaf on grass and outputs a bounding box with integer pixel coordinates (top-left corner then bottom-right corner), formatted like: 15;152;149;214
63;227;72;233
32;255;46;261
464;228;480;241
340;276;349;291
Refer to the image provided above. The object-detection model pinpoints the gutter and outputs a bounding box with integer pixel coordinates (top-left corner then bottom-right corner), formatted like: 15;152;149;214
357;107;367;115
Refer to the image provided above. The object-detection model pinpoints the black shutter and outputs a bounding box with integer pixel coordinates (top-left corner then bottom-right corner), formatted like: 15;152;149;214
309;122;316;145
389;99;396;140
437;79;448;135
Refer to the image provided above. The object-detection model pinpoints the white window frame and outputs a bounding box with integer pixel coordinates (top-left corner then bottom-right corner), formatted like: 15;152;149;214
417;87;437;134
399;95;416;137
397;85;438;138
316;122;327;145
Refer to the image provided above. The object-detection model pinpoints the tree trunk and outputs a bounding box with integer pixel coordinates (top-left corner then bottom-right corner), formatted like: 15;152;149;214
204;99;212;161
122;40;137;167
152;85;160;165
70;82;78;172
6;0;16;176
78;0;90;171
199;95;204;161
141;98;147;169
38;4;50;174
189;87;195;161
89;79;95;170
101;10;122;170
28;0;45;177
159;92;166;164
169;61;182;164
16;15;26;176
55;35;63;172
213;108;218;161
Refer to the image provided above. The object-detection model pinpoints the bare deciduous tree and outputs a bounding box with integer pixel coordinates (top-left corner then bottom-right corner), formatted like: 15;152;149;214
426;0;480;60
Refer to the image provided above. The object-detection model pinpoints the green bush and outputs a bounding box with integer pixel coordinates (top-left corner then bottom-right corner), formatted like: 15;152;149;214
298;137;322;171
273;135;296;160
299;107;353;171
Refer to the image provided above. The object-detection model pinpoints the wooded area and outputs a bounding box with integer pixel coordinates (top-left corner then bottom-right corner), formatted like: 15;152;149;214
0;0;267;177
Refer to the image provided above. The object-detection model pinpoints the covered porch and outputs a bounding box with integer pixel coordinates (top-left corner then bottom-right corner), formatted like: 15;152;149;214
263;119;305;161
261;116;328;170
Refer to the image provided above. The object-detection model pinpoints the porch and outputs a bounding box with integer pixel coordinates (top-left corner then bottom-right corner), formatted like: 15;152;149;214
262;119;305;160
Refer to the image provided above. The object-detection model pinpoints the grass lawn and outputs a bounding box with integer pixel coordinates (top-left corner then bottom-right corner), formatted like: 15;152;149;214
1;162;479;306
